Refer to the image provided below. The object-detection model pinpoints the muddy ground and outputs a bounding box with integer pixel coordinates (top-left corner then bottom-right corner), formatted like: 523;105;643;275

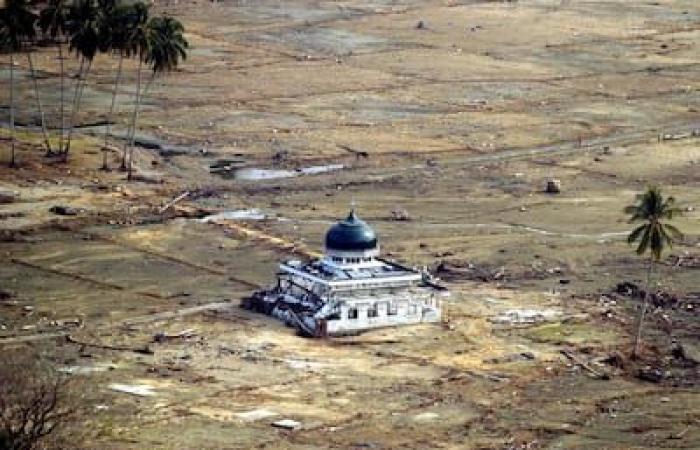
1;0;700;448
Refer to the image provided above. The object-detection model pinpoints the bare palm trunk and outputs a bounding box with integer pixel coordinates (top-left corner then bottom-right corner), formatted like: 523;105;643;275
9;53;16;168
633;257;655;357
58;43;65;155
63;56;85;158
27;53;53;155
103;54;124;171
64;58;92;160
126;58;144;180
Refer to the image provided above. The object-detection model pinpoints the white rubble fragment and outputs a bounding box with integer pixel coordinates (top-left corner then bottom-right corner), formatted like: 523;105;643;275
490;308;562;325
413;412;440;422
271;419;302;430
234;409;279;422
109;383;156;397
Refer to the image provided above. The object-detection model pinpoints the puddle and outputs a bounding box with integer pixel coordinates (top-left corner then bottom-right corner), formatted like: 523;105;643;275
199;208;268;222
218;164;345;181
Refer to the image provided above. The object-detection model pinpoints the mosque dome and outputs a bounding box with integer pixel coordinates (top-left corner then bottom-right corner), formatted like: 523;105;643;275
325;210;378;251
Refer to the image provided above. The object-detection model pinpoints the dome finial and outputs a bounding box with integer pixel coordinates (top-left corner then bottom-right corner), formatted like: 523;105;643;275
348;198;357;220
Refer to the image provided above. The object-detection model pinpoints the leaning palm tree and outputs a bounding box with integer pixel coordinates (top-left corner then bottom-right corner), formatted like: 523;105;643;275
625;186;683;357
39;0;70;155
125;15;187;180
0;0;37;167
62;0;100;160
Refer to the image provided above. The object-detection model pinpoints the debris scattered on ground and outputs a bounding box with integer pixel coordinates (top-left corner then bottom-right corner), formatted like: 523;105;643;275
561;349;610;380
545;178;561;194
200;209;268;222
234;409;279;422
613;281;699;311
0;190;19;204
484;352;536;364
435;260;505;282
109;383;156;397
272;419;302;430
670;341;699;366
669;252;700;268
159;191;191;214
129;172;164;184
59;363;117;374
153;328;198;343
49;205;83;216
390;208;411;221
66;335;153;355
636;366;666;383
413;412;440;422
490;309;562;325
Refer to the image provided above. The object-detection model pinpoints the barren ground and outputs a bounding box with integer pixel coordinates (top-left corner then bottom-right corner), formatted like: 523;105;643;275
1;0;699;448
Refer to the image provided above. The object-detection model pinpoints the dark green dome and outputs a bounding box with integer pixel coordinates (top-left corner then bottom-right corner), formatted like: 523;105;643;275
325;210;378;251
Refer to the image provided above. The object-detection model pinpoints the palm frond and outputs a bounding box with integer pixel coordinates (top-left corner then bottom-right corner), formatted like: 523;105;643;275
663;223;684;242
636;226;651;256
627;224;647;245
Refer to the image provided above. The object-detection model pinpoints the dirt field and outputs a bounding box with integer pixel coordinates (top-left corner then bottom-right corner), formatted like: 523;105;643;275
1;0;699;448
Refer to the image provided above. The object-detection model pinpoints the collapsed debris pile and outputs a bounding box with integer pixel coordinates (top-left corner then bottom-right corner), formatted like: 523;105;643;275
614;281;699;312
434;260;505;282
241;288;324;337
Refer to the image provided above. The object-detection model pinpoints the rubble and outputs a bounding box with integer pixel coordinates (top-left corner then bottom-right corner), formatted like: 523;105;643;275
545;178;561;194
153;328;198;343
109;383;156;397
435;260;505;282
636;366;666;383
272;419;302;430
490;309;561;325
49;205;82;216
389;208;411;221
0;190;19;204
613;281;698;311
234;409;278;422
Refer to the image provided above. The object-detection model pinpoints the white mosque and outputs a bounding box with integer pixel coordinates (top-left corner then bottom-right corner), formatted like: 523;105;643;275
243;210;446;337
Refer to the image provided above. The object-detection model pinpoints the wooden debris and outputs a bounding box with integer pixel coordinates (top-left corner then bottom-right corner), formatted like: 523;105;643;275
159;191;190;214
560;349;610;380
66;335;153;355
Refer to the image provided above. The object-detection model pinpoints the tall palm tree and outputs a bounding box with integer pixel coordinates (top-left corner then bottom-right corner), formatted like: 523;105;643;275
0;0;37;167
625;186;683;357
119;1;148;173
100;0;146;171
125;15;187;180
62;0;100;160
39;0;70;155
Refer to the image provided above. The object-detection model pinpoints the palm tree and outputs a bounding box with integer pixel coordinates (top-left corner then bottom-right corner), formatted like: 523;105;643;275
625;186;683;357
100;0;146;171
0;0;38;167
39;0;70;156
62;0;100;160
125;15;188;180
